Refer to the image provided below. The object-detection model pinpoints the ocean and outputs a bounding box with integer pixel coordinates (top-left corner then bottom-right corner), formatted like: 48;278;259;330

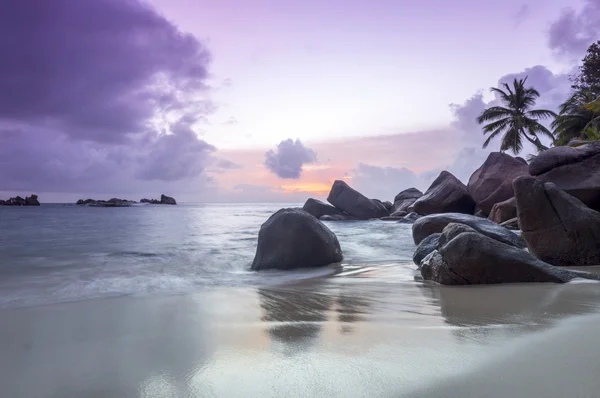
0;203;416;308
3;203;600;397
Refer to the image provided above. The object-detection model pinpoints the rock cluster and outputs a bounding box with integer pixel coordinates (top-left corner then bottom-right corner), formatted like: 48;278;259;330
76;194;177;207
253;148;600;276
0;195;40;206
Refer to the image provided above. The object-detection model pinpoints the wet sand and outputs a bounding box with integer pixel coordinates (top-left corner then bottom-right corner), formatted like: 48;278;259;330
2;266;600;397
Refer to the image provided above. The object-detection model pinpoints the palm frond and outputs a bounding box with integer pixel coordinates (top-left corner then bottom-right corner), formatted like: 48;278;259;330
476;106;513;123
526;109;556;119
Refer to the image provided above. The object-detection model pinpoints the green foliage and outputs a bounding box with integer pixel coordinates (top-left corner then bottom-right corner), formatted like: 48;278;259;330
30;194;38;200
571;41;600;96
476;77;556;155
552;91;598;145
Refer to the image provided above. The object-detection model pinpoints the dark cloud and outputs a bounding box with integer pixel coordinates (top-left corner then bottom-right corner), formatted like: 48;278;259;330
548;0;600;60
264;139;317;179
0;0;217;193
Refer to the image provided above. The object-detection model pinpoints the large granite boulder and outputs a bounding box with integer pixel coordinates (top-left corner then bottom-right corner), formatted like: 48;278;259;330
528;143;600;211
251;208;343;270
488;197;517;224
392;188;423;214
302;198;346;219
421;230;598;285
513;175;600;266
467;152;528;215
327;180;388;219
412;212;525;248
410;171;475;215
160;194;177;205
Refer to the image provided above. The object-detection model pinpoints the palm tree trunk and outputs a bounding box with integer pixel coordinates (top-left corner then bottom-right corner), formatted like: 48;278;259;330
522;133;549;151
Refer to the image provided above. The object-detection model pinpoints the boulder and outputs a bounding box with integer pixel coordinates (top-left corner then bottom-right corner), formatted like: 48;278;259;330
371;199;391;215
160;194;177;205
251;208;343;270
514;175;600;266
421;231;598;285
25;195;40;206
302;198;346;219
528;143;600;211
500;217;519;230
398;212;422;224
382;201;393;212
410;171;475;215
413;233;441;267
467;152;528;215
392;188;423;214
412;212;525;248
437;223;477;248
326;180;389;219
488;197;517;224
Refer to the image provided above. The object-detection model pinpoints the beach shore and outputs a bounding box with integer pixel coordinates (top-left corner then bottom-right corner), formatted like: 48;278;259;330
2;267;600;397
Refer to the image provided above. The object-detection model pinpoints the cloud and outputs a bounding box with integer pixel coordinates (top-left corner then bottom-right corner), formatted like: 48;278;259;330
514;4;531;27
350;163;421;201
548;0;600;60
0;0;216;194
264;139;317;179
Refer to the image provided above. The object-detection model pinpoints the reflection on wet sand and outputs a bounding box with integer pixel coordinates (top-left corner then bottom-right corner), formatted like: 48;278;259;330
418;279;600;342
0;294;216;398
258;281;373;349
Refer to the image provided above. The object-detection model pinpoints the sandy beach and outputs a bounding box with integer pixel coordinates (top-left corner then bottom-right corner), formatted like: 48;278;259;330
2;267;600;398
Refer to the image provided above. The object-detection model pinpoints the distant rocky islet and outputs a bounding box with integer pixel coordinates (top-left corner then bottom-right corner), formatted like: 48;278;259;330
76;194;177;207
251;144;600;286
0;195;40;206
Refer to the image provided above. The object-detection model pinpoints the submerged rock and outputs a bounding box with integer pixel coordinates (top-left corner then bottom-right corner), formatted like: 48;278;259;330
397;212;422;224
410;171;475;215
467;152;527;215
302;198;346;219
528;143;600;211
320;214;357;221
326;180;388;219
252;208;343;270
421;229;598;285
514;175;600;266
412;212;525;248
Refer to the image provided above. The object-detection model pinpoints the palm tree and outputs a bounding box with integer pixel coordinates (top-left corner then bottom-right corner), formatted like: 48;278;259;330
476;77;556;154
552;91;598;145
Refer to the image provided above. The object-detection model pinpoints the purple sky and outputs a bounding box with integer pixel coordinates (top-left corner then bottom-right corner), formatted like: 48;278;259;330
0;0;598;202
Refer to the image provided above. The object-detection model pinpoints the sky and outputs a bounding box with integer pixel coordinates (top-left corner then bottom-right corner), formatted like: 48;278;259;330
0;0;598;203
